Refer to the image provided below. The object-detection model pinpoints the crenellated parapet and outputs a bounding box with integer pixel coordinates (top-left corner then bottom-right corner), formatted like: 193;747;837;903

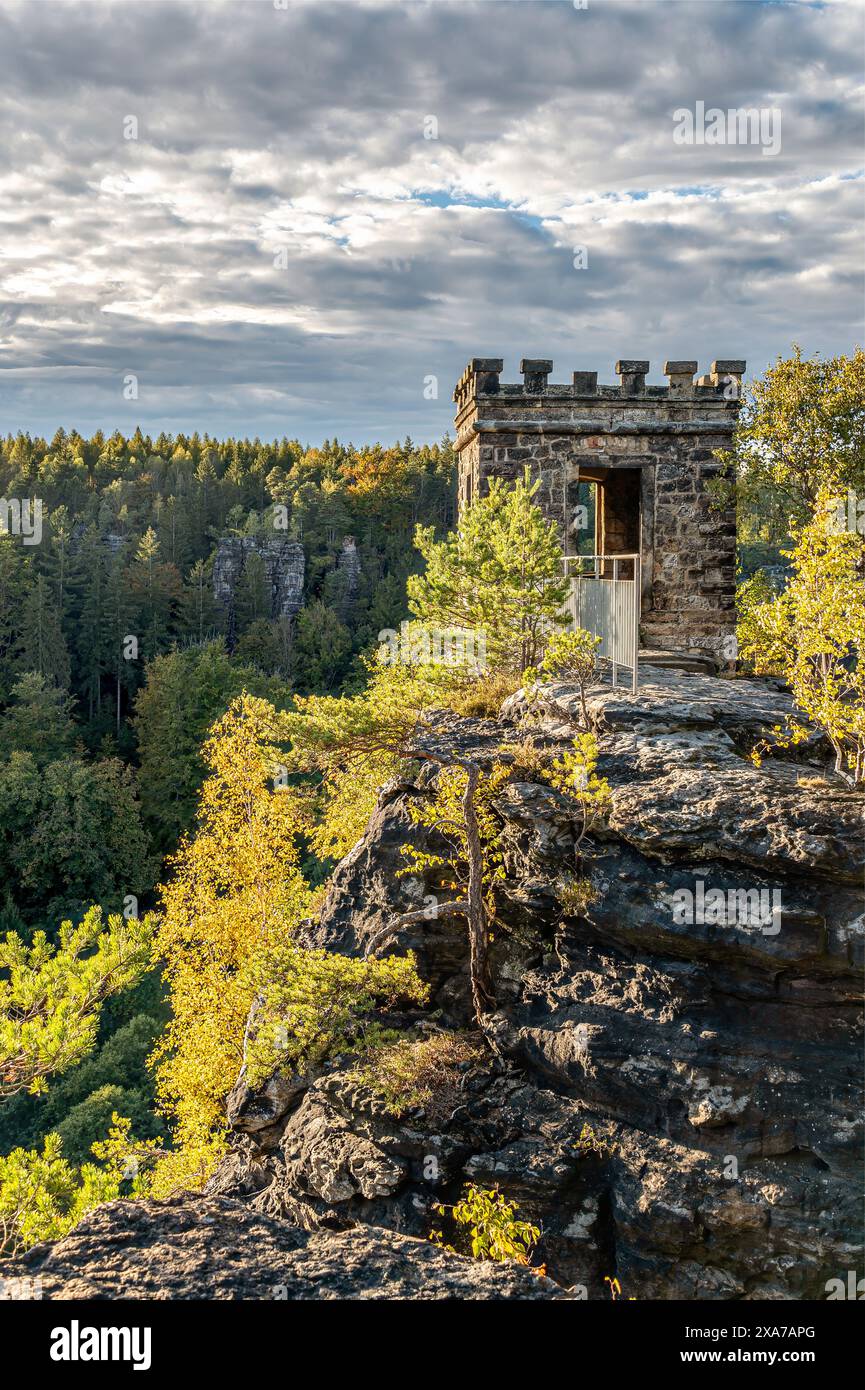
453;357;746;411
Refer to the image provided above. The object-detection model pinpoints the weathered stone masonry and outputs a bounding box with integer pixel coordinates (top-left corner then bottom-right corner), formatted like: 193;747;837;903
453;357;745;656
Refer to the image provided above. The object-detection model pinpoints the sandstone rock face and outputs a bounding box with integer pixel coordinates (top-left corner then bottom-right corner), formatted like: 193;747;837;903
335;535;361;612
12;1196;563;1300
28;669;862;1301
211;668;863;1301
212;535;304;630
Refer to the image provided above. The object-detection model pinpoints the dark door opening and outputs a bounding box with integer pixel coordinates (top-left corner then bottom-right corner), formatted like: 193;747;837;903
567;466;641;579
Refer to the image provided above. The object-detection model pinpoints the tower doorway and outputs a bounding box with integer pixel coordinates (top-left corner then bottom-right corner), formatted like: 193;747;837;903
566;465;641;580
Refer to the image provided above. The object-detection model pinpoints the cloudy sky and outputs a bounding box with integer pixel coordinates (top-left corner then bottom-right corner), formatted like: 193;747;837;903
0;0;862;444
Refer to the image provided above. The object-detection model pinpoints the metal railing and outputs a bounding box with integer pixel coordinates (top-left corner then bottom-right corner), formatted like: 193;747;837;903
563;552;641;692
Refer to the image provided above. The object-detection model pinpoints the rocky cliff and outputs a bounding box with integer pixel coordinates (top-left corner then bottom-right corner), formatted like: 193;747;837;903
212;535;305;635
335;535;361;612
17;668;863;1300
209;667;863;1300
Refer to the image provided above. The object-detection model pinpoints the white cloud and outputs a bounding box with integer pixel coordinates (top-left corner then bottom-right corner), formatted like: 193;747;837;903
0;0;860;441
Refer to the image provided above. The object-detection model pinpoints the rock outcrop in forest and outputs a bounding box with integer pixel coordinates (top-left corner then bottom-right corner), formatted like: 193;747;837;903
17;668;863;1300
212;536;305;634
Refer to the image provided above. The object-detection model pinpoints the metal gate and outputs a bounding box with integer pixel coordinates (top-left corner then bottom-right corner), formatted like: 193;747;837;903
563;553;641;692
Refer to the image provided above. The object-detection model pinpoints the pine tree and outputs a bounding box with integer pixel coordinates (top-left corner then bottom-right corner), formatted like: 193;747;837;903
233;548;268;633
104;553;136;739
0;537;29;700
178;557;218;642
19;573;71;689
292;601;352;692
68;528;111;723
0;906;155;1098
408;469;570;673
129;527;180;661
0;673;77;766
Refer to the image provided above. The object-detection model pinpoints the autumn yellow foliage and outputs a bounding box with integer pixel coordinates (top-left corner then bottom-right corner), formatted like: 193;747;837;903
148;695;312;1192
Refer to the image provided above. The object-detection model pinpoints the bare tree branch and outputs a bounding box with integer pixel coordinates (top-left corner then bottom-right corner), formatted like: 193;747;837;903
364;899;470;959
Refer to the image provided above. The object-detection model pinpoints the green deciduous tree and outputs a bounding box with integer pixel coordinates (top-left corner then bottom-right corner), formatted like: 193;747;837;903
739;499;865;786
3;756;154;921
432;1184;540;1266
133;640;291;853
53;1083;159;1165
148;695;313;1192
714;346;865;551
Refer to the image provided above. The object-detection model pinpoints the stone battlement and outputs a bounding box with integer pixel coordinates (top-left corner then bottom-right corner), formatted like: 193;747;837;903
453;357;746;410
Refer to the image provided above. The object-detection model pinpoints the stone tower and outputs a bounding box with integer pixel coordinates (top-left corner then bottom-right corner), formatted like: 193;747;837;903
453;357;744;658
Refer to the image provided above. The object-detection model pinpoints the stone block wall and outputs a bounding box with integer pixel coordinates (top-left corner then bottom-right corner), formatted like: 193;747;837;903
452;357;744;656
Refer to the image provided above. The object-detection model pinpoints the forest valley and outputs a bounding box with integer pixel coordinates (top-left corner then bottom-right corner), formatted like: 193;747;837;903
0;347;862;1266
